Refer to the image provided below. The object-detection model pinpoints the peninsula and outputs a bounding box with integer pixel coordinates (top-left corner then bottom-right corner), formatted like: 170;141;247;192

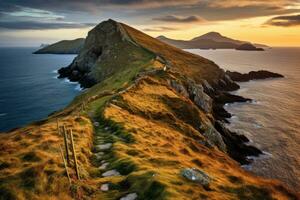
0;20;297;200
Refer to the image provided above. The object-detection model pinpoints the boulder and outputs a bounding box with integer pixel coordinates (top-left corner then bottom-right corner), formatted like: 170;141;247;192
102;169;120;177
101;184;109;191
181;168;211;187
120;193;138;200
95;143;112;151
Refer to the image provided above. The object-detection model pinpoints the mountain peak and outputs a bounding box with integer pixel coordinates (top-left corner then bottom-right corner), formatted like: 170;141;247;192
192;31;224;41
203;31;222;37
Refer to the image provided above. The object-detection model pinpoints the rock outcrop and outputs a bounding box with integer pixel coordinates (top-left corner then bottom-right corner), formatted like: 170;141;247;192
235;43;264;51
226;70;284;82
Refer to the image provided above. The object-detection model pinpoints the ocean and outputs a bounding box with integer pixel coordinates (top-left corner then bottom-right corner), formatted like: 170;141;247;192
0;47;79;132
188;48;300;190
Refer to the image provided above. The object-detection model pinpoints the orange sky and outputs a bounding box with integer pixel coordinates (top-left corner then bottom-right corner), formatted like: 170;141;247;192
0;1;300;47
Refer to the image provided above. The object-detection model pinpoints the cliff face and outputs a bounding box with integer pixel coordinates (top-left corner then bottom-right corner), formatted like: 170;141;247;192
0;20;298;200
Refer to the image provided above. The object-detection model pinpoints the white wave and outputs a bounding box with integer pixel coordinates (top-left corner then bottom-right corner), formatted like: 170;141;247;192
52;70;58;74
0;113;7;117
63;78;78;85
74;84;83;91
253;123;262;129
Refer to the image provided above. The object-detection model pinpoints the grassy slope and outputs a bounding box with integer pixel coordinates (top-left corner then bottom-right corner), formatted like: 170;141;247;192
34;38;84;54
0;21;298;200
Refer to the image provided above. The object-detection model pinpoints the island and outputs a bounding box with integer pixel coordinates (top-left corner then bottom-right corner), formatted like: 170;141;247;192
235;43;264;51
0;19;297;200
157;32;268;50
33;38;85;54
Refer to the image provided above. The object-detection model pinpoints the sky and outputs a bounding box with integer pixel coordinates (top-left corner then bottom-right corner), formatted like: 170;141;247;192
0;0;300;47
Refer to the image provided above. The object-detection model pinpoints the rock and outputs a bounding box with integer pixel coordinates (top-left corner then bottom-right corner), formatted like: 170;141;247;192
102;169;120;177
120;193;138;200
95;152;104;159
203;127;226;152
187;80;212;113
236;43;264;51
99;162;109;170
181;168;211;187
226;70;284;82
170;80;189;98
101;184;109;191
95;143;112;151
214;121;262;165
201;80;214;94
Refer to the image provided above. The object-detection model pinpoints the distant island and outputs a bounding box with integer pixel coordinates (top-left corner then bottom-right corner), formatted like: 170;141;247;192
34;31;268;54
157;32;268;50
235;43;264;51
34;38;85;54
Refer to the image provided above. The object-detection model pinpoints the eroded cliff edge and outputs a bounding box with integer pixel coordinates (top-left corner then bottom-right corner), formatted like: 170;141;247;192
0;19;298;200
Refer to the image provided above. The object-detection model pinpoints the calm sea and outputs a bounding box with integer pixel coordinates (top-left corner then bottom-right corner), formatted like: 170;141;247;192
188;48;300;190
0;47;79;132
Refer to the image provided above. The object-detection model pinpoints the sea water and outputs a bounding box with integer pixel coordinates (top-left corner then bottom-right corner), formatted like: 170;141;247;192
0;47;79;132
188;47;300;190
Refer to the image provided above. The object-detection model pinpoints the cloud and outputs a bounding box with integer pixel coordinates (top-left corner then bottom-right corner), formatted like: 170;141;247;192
153;15;204;23
142;26;179;32
207;0;299;8
265;14;300;26
0;21;96;30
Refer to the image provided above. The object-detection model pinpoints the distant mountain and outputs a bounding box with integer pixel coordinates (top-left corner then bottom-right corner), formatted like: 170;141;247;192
157;32;268;49
34;38;85;54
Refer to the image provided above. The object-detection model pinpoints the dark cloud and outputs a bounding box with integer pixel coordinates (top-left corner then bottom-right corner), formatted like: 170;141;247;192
153;15;204;23
0;21;96;30
143;26;179;32
265;14;300;26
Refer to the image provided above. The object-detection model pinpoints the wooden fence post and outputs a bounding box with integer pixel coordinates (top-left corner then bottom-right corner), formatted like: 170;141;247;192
62;125;70;164
60;145;71;185
69;129;80;180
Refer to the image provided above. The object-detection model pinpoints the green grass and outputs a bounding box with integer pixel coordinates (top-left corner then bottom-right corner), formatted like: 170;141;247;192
114;172;167;200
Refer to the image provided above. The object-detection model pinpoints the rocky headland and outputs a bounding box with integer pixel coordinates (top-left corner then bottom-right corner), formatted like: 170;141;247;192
226;70;284;82
0;19;297;200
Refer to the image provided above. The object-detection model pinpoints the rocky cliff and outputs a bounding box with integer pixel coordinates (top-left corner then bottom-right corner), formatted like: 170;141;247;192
0;19;298;200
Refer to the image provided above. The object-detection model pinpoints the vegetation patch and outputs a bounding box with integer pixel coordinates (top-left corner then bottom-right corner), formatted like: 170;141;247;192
110;158;137;176
96;116;135;144
0;185;18;200
21;151;41;162
219;185;274;200
115;172;167;200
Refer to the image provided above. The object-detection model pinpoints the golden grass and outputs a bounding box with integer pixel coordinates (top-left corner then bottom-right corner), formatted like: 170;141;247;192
0;115;95;199
102;75;298;200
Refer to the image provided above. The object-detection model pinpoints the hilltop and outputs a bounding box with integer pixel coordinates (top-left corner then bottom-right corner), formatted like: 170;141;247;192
0;19;297;200
157;32;268;49
34;38;85;54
